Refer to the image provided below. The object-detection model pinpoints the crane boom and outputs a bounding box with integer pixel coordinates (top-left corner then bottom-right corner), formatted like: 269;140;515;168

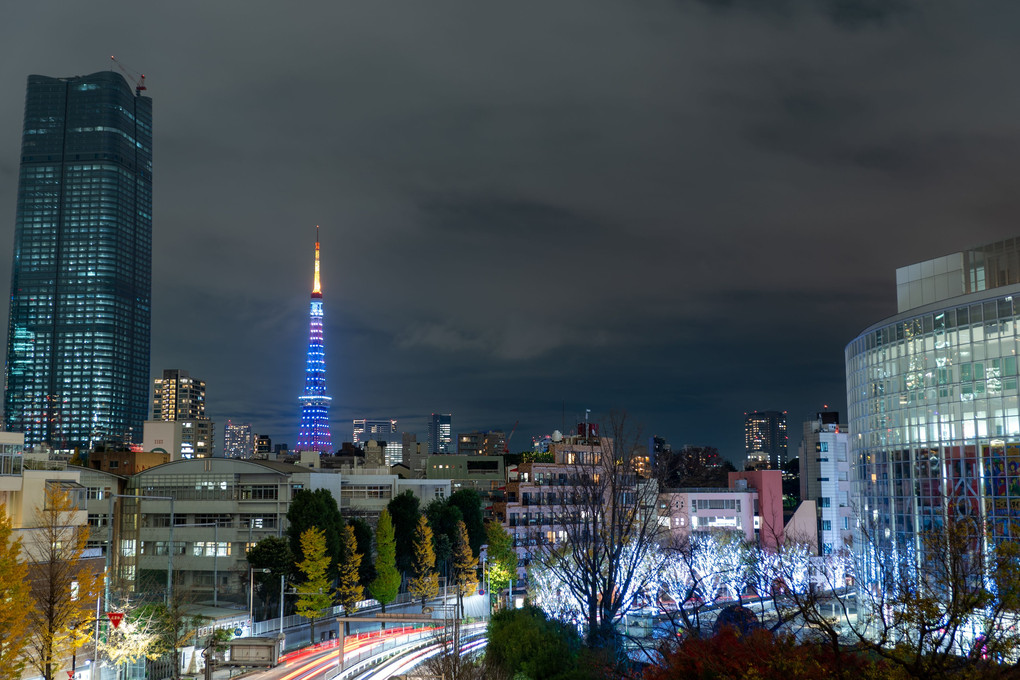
110;55;147;96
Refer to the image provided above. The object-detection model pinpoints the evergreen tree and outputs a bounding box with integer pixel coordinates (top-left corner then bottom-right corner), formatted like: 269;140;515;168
449;489;485;556
348;517;376;589
246;536;294;621
408;515;439;608
452;520;478;618
294;527;333;644
335;524;364;634
0;504;29;680
387;490;421;576
368;510;401;619
287;489;344;578
426;498;463;580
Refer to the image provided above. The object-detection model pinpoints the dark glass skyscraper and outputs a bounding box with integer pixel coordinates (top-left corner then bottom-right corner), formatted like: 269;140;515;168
4;72;152;450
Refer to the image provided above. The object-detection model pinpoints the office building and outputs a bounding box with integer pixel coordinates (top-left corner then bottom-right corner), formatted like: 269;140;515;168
223;420;255;459
744;411;788;469
352;418;401;465
295;230;333;453
798;412;853;555
3;71;152;450
847;237;1020;578
352;419;397;444
150;369;214;457
456;430;505;456
428;413;452;453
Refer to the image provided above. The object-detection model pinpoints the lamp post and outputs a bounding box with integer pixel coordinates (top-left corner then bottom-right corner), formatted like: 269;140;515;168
249;567;271;634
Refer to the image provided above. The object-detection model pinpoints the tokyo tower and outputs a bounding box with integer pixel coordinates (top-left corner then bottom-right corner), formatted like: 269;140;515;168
296;227;333;453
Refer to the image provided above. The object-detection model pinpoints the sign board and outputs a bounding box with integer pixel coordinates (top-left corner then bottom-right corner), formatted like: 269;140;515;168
107;612;125;629
225;638;282;667
67;672;74;679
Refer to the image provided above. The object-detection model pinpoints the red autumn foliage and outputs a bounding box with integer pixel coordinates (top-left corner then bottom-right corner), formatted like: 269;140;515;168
643;628;887;680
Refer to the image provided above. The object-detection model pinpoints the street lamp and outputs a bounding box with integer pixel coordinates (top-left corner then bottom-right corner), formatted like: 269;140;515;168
249;567;270;632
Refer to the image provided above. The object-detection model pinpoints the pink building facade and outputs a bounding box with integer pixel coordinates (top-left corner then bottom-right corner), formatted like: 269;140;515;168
659;469;784;551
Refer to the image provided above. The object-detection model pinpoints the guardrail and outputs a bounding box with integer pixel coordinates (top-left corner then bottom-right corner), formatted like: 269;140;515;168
324;623;487;680
254;591;422;638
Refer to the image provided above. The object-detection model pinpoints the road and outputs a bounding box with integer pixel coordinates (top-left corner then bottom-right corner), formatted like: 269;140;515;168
274;593;489;650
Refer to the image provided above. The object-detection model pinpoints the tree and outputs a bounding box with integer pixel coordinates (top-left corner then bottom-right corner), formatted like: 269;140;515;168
97;598;161;666
452;520;478;618
486;606;588;680
426;498;463;580
448;489;485;557
294;527;333;644
387;490;421;576
408;515;439;608
531;411;665;652
22;485;103;680
246;536;294;621
484;520;518;607
654;445;732;489
348;517;376;590
0;504;29;680
368;510;401;618
147;582;210;680
287;489;344;578
335;524;364;634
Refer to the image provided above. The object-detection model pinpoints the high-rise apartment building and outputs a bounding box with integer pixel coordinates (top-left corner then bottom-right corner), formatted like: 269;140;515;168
150;369;213;457
3;72;152;450
152;369;206;421
744;410;788;470
428;413;452;454
798;411;853;555
223;420;255;459
295;230;332;453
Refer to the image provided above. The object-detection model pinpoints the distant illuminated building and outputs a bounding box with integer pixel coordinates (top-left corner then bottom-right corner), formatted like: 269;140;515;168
295;229;333;453
353;418;400;465
151;369;213;457
744;411;788;469
224;420;255;459
428;413;452;454
457;430;505;456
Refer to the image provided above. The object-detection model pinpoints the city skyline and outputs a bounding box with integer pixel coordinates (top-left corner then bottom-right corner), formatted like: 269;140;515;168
3;4;1020;462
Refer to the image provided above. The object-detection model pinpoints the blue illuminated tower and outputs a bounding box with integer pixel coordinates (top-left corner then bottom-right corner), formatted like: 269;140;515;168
296;228;333;453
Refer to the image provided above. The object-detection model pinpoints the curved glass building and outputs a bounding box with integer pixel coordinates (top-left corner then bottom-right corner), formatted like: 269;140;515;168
846;239;1020;555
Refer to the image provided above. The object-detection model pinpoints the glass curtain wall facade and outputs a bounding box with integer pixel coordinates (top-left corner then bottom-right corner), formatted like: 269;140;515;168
847;244;1020;576
4;72;152;450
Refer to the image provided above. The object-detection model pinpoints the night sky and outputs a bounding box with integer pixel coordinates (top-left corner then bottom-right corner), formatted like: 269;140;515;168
2;2;1020;464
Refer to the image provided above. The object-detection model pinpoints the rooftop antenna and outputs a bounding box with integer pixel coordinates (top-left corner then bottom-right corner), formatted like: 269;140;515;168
109;55;147;96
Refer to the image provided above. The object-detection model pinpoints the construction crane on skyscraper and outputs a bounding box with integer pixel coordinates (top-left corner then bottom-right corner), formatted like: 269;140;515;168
504;420;519;454
110;55;147;96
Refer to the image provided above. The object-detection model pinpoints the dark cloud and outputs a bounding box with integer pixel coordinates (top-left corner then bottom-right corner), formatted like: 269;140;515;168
689;0;916;29
0;1;1019;463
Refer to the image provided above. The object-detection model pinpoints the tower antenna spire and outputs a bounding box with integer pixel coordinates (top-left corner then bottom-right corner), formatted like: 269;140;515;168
313;225;321;296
